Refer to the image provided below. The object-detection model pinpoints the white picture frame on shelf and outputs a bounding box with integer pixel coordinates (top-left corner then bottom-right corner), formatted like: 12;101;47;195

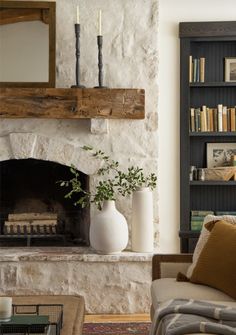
225;57;236;82
207;142;236;168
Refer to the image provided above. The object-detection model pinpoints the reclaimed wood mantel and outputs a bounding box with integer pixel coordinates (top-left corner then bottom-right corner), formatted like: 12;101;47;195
0;88;145;119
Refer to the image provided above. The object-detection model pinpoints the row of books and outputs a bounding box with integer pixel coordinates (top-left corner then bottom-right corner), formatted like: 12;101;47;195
189;105;236;132
190;210;236;231
189;56;205;83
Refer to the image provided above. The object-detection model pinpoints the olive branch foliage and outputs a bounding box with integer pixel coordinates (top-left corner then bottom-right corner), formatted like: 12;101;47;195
58;145;157;210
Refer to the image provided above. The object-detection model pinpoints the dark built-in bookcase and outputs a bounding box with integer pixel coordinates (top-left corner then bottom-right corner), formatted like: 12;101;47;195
179;22;236;253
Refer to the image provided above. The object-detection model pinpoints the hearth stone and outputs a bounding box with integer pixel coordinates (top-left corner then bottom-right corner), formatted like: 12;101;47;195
0;247;152;314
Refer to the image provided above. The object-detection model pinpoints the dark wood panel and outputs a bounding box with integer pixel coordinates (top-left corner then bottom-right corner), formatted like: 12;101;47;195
190;185;236;212
179;21;236;38
190;87;236;107
180;21;236;253
0;88;145;119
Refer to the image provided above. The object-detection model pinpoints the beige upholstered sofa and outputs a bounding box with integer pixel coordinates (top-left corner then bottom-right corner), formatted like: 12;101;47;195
151;254;236;320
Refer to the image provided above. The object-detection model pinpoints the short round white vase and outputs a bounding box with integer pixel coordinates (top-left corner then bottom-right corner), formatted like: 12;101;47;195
90;200;128;254
132;187;154;252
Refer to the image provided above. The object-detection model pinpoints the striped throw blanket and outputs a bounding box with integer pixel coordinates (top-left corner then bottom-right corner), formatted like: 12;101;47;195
150;299;236;335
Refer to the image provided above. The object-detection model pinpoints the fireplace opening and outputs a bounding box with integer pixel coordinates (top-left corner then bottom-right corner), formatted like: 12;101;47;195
0;159;90;247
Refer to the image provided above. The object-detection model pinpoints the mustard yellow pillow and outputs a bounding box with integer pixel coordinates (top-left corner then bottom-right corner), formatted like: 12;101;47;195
190;220;236;299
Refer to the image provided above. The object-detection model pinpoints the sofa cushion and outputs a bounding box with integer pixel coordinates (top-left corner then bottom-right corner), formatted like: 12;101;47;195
190;220;236;299
187;215;236;278
151;278;234;310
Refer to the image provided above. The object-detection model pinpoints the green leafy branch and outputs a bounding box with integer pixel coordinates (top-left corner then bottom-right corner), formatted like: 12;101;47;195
58;146;157;210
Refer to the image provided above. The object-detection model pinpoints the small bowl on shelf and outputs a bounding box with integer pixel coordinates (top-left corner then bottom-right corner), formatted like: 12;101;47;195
204;166;236;181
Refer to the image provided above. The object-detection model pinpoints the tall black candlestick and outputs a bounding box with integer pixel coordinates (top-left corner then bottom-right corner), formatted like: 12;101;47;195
71;24;85;88
94;35;107;88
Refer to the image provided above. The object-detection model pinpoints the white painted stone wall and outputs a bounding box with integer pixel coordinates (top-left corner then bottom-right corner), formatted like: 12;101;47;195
0;0;159;247
0;0;159;313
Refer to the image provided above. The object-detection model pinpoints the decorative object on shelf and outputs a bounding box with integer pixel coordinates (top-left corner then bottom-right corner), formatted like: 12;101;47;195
0;297;12;322
90;200;128;254
189;166;196;181
204;166;236;181
207;142;236;168
58;146;157;254
197;168;205;181
225;57;236;82
71;6;85;88
95;10;107;88
132;187;153;253
232;155;236;180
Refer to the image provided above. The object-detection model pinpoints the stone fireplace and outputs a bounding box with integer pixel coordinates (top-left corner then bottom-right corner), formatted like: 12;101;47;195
0;158;89;247
0;0;159;313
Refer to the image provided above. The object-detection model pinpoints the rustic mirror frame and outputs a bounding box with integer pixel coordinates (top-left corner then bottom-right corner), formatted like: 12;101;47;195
0;0;56;88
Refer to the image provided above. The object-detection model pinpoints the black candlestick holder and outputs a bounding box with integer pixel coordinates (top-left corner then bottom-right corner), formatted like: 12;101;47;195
94;35;107;88
71;24;85;88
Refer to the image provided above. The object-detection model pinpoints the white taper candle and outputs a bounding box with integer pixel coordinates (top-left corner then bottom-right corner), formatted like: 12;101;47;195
76;6;80;24
98;9;102;35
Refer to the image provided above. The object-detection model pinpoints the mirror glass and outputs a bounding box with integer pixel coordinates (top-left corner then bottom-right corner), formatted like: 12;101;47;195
0;20;49;82
0;2;55;87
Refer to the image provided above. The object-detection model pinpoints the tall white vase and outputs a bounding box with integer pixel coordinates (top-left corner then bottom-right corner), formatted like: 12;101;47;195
90;200;128;254
132;187;154;252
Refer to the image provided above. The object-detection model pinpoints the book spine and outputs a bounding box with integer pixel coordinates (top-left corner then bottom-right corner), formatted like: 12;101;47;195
206;108;210;132
191;216;205;221
190;108;195;132
209;108;214;132
227;108;231;132
196;59;200;82
215;211;236;216
222;106;227;132
189;55;193;83
213;108;218;132
200;57;205;82
202;105;207;132
193;59;197;82
218;104;223;132
191;224;203;231
195;108;201;132
231;107;236;131
191;210;214;216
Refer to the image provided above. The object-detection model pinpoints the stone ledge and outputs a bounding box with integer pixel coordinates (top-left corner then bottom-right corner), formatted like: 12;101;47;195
0;247;154;262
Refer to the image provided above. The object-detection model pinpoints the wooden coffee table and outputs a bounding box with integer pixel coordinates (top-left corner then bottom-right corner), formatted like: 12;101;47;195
8;295;85;335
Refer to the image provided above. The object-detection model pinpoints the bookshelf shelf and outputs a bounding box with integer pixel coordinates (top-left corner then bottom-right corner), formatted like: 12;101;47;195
179;231;200;238
190;180;236;186
179;21;236;253
190;82;236;88
189;132;236;137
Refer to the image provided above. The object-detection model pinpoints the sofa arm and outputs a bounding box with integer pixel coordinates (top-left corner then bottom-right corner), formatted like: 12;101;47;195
152;254;193;280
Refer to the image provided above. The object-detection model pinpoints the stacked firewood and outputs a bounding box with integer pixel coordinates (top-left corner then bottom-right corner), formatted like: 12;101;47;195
4;212;58;235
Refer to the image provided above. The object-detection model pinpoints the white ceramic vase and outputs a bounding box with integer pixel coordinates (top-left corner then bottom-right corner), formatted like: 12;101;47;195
90;200;128;254
132;187;154;252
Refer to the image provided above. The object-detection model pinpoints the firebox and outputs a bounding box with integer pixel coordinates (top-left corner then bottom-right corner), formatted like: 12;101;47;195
0;159;90;247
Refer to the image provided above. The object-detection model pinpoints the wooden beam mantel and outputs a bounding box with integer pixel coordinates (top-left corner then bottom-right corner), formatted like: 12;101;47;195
0;88;145;119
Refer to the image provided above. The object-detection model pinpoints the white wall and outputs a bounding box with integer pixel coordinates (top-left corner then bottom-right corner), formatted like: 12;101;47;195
158;0;236;252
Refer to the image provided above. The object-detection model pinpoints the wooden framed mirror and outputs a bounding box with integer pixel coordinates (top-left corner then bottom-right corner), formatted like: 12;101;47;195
0;1;56;87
